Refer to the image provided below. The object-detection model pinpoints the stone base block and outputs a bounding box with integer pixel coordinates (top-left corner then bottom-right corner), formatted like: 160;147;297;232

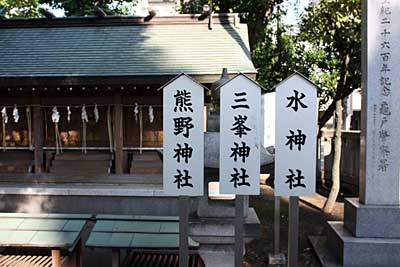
190;208;261;245
327;221;400;266
344;197;400;238
198;245;235;267
197;194;248;218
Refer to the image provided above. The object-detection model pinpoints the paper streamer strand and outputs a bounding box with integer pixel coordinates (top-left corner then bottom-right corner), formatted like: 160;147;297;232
81;105;88;154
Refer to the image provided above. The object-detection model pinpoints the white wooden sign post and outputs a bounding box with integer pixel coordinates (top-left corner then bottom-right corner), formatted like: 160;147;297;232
219;73;261;267
274;73;317;267
162;73;205;267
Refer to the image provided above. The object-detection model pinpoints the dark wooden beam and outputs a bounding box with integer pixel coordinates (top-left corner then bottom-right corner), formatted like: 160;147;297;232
0;73;256;88
0;14;237;29
33;97;43;174
114;94;123;174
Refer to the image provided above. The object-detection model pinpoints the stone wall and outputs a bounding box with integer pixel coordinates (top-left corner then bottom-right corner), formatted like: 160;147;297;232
322;130;360;195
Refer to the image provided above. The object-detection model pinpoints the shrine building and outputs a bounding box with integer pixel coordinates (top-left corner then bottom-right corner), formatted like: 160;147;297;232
0;14;260;266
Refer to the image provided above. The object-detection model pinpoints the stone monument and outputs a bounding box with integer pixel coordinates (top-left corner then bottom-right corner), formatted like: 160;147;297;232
325;0;400;265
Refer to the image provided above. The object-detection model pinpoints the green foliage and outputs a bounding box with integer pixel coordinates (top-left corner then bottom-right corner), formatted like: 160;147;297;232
182;0;361;109
299;0;361;106
179;0;208;14
0;0;137;17
0;0;39;18
38;0;137;16
2;0;361;112
254;25;308;91
181;0;288;90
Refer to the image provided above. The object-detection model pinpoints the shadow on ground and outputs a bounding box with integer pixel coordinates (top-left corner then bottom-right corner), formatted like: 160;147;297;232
244;184;344;267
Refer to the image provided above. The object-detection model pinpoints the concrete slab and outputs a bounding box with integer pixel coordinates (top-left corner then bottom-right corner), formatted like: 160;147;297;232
0;183;164;197
308;236;341;267
0;194;179;215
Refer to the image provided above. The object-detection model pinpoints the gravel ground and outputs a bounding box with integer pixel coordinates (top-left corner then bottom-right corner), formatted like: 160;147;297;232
244;184;344;267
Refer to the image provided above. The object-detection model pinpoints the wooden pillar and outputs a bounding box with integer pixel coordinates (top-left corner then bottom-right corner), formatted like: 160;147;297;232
51;249;61;267
33;101;43;174
111;249;120;267
75;239;83;267
114;95;124;174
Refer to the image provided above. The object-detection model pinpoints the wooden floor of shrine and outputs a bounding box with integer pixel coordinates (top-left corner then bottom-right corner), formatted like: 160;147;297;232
0;150;164;185
0;173;163;184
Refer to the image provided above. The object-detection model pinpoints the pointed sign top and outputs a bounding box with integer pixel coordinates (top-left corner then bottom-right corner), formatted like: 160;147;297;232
157;73;210;91
214;72;268;92
273;71;319;91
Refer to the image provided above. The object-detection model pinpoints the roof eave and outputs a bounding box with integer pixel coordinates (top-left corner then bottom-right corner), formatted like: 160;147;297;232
0;13;240;28
0;72;257;88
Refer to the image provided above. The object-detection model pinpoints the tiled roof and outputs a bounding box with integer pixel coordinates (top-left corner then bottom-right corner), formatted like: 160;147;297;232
0;15;256;85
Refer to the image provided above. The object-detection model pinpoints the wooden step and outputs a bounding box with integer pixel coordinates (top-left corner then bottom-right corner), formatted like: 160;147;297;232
131;151;161;161
0;161;33;167
0;151;33;160
0;164;31;173
130;160;163;174
51;160;111;168
50;164;110;171
49;169;110;175
54;152;112;161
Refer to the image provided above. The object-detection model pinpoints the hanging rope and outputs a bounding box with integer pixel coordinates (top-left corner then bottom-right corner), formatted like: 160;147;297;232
81;105;88;154
51;106;62;155
26;106;33;150
139;106;143;154
113;107;116;151
107;105;114;152
44;108;48;142
0;103;162;151
1;107;7;150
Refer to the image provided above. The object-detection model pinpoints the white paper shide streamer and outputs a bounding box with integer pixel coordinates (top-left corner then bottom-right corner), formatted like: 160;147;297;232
1;107;7;149
12;105;19;123
26;106;33;150
67;106;71;123
52;106;62;154
149;105;154;123
81;105;88;154
51;106;60;124
134;102;139;122
94;104;99;123
1;107;8;124
81;105;88;123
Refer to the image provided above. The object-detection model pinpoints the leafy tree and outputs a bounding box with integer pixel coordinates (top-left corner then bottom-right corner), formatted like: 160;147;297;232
181;0;284;52
38;0;137;16
0;0;39;17
254;7;312;90
298;0;361;213
182;0;300;91
299;0;361;128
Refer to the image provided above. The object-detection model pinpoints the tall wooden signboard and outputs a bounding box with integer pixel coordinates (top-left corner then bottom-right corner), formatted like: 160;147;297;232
274;73;317;267
162;74;205;267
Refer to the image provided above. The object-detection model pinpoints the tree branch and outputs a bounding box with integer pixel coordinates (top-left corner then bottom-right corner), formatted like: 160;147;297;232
249;0;276;51
318;50;353;130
